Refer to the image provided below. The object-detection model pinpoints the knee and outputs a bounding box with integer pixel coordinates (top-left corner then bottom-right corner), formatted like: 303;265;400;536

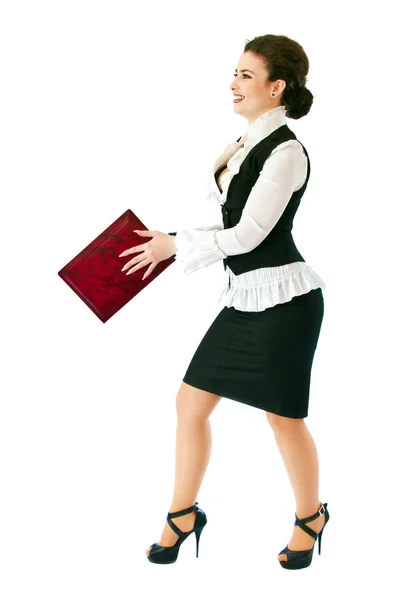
266;411;304;431
175;391;198;421
175;382;221;422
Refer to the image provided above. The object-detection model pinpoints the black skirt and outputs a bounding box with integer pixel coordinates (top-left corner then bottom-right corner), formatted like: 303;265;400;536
182;288;324;418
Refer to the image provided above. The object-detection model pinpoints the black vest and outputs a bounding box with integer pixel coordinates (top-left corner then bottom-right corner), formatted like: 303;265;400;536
214;124;309;275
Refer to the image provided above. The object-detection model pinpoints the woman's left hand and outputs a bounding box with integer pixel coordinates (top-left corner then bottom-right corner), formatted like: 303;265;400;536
119;230;176;280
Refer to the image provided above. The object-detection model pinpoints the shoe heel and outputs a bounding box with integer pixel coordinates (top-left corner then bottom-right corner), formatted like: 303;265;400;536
195;526;204;558
318;529;323;555
318;506;329;555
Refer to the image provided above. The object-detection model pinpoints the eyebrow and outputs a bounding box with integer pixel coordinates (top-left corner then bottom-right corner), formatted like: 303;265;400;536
234;69;256;75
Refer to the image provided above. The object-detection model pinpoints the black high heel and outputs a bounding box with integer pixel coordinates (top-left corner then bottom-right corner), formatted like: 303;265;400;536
278;502;330;570
147;502;207;564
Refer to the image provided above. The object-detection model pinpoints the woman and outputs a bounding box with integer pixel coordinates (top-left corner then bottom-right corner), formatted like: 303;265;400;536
119;34;330;570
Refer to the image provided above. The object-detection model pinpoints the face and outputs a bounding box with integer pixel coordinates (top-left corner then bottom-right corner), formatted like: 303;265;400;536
230;51;286;123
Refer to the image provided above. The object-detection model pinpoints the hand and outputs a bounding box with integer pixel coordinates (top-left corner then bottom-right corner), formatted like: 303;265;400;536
119;230;176;280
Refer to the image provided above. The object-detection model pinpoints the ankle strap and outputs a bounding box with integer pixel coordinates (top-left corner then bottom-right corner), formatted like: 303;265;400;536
295;503;326;522
294;503;328;541
167;502;198;519
166;502;199;539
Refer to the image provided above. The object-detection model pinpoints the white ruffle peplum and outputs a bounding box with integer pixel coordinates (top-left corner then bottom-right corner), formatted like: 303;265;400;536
218;261;326;312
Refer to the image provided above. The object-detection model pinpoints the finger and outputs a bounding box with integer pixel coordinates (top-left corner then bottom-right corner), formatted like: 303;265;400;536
133;230;155;237
121;262;130;272
126;258;151;276
121;254;143;271
142;262;157;281
119;244;144;258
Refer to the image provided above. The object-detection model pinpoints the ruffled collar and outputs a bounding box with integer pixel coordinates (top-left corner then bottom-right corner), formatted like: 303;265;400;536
241;105;287;148
204;105;288;206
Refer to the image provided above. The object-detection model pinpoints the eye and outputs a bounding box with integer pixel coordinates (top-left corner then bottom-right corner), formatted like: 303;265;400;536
233;73;250;78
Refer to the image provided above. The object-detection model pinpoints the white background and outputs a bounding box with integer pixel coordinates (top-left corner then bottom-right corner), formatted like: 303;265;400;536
1;1;399;598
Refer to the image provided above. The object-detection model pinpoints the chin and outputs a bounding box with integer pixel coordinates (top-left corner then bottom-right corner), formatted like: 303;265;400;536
233;104;246;117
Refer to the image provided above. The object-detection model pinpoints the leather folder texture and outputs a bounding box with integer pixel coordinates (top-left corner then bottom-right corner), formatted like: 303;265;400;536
58;209;176;323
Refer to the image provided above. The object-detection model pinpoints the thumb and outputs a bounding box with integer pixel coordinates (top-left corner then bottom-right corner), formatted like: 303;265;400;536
134;230;155;237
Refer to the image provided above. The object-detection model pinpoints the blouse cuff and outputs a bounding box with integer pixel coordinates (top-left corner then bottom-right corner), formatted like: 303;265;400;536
174;226;227;275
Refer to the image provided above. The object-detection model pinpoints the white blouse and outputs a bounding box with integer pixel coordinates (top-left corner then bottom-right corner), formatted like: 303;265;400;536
173;105;326;311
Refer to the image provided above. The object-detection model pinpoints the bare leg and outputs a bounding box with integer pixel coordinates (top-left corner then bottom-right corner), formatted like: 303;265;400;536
145;382;222;556
266;412;327;562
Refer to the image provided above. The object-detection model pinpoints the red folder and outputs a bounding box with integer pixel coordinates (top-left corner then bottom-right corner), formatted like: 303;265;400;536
58;209;176;323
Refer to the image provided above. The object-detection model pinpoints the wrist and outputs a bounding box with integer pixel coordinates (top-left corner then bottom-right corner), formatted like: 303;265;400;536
168;232;177;256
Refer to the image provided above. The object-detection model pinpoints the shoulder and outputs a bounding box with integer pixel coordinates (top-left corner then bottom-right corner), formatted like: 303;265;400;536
262;139;308;177
269;138;307;161
258;138;308;188
252;138;308;169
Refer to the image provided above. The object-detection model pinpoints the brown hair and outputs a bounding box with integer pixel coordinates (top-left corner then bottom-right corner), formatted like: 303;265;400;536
243;34;313;119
